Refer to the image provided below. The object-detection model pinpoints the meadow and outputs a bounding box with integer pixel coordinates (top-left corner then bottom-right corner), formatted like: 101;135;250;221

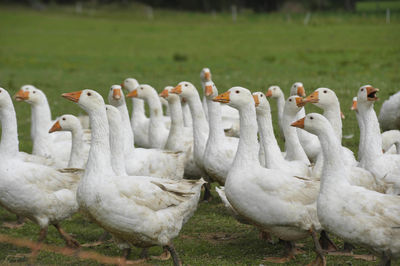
0;3;399;265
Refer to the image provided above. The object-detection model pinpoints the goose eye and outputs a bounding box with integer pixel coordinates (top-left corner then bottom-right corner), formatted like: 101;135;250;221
106;107;108;110
361;88;364;91
140;87;143;90
185;84;188;87
235;90;240;94
273;88;276;90
0;90;2;93
62;117;66;121
260;94;263;97
289;99;292;102
310;116;314;120
33;91;36;94
110;88;113;91
87;92;91;96
323;90;327;93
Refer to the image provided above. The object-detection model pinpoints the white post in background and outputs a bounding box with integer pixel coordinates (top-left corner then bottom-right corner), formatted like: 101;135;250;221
146;6;154;20
286;13;291;23
231;5;237;22
211;9;216;20
75;2;83;14
386;8;390;24
304;12;311;25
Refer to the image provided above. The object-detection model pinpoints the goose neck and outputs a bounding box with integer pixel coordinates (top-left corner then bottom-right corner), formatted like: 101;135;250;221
322;104;342;142
282;111;310;163
0;104;19;156
206;98;225;143
145;93;163;120
358;104;382;165
276;95;285;121
131;98;146;124
31;101;52;155
168;97;184;129
68;126;84;168
116;104;135;154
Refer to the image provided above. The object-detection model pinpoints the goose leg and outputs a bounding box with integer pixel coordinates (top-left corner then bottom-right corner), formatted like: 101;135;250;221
202;182;212;202
82;230;111;247
379;254;391;266
139;248;149;259
343;242;354;253
319;230;338;252
150;246;171;261
2;215;26;229
119;247;131;266
309;228;327;266
29;227;48;262
263;240;300;263
164;244;182;266
54;223;80;248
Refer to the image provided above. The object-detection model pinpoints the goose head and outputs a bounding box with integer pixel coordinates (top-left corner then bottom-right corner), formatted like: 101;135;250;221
204;81;218;99
357;85;379;107
351;97;358;112
290;82;306;97
126;84;156;101
14;85;46;105
291;113;330;136
160;86;179;103
284;96;303;116
121;78;139;93
0;88;14;108
265;85;283;98
300;88;338;109
62;89;105;113
252;92;271;114
170;81;198;101
49;114;81;133
200;68;212;83
105;104;122;124
213;86;253;110
108;85;125;107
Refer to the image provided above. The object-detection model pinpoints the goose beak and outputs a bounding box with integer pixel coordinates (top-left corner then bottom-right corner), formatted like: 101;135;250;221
14;89;29;101
291;117;305;128
266;89;272;97
62;91;82;103
366;86;379;101
204;72;211;81
302;90;319;105
295;97;305;107
205;85;213;97
113;88;122;100
171;85;182;95
351;100;357;111
160;89;169;98
126;89;138;98
297;86;306;97
253;94;260;107
213;91;230;103
49;120;62;133
120;82;125;89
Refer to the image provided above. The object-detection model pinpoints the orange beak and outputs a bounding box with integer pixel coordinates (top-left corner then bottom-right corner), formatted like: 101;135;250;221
62;91;82;103
351;100;357;111
253;94;260;107
366;86;379;101
205;85;213;97
49;120;62;133
171;85;182;95
160;89;169;98
302;90;319;105
204;72;211;81
297;86;306;97
213;91;230;103
340;111;345;119
266;89;272;97
14;89;29;101
126;89;138;98
113;88;122;100
120;82;125;89
291;117;305;128
295;97;305;107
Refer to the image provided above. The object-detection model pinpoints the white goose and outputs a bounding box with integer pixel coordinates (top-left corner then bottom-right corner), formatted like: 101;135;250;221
49;114;90;169
379;91;400;131
108;85;185;180
357;85;400;190
382;130;400;154
62;89;204;265
0;87;80;251
213;87;324;264
253;92;310;176
265;85;285;139
121;78;150;148
159;87;203;179
293;113;400;265
203;80;239;185
127;84;169;149
14;85;72;166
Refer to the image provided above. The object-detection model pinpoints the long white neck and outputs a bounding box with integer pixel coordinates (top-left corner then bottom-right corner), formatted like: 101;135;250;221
187;92;209;168
282;111;310;163
182;101;192;127
355;111;364;161
0;101;19;156
116;103;135;155
108;117;127;176
233;103;259;168
85;107;113;178
201;83;209;121
144;91;165;148
276;94;285;128
322;102;342;142
359;103;382;167
130;98;146;126
317;123;348;193
206;96;225;145
68;125;85;168
256;108;286;168
165;97;184;149
31;99;52;156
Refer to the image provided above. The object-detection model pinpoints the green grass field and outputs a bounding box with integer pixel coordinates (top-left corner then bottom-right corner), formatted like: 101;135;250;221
0;4;399;265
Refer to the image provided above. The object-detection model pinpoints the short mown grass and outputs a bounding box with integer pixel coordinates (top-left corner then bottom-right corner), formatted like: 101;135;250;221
0;4;399;265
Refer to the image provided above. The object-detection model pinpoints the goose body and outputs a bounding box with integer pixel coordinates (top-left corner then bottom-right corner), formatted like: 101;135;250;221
379;91;400;131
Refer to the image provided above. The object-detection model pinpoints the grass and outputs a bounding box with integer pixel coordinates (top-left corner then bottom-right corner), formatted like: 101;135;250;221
357;1;400;12
0;3;399;265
